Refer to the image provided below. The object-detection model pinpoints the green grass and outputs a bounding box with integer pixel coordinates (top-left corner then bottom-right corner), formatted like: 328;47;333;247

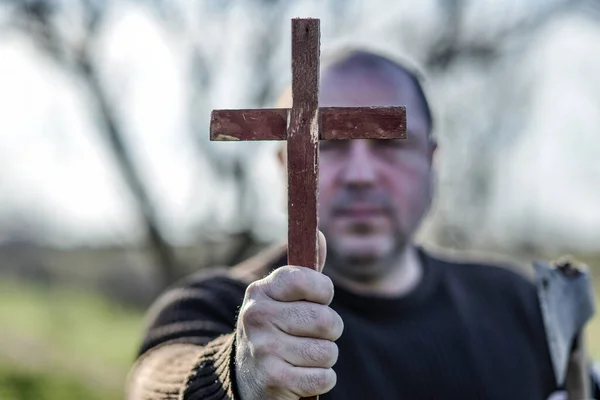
0;363;121;400
0;278;145;399
586;279;600;361
577;257;600;362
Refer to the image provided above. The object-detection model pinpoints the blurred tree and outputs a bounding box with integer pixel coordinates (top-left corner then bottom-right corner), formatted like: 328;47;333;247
2;0;599;281
7;0;181;285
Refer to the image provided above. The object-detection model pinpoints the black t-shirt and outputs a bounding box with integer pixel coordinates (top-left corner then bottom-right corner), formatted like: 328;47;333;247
136;246;598;400
322;248;556;399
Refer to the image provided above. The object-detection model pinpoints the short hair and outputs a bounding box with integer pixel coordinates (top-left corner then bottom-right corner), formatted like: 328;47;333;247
321;49;434;135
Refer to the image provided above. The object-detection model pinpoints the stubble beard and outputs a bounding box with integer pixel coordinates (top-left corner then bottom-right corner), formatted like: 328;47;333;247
323;228;409;285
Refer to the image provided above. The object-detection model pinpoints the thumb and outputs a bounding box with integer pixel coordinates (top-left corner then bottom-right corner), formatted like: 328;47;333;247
317;230;327;273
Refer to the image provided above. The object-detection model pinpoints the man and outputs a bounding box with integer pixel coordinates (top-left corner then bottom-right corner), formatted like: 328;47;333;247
126;50;599;399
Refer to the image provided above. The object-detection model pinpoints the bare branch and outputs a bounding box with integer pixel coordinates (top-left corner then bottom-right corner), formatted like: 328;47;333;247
12;0;182;286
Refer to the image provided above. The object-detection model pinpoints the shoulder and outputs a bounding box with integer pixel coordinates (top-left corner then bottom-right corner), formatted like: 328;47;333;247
146;242;287;319
173;241;287;290
423;246;540;309
227;241;288;284
145;267;244;320
137;243;287;356
169;241;286;290
424;247;550;342
425;246;533;287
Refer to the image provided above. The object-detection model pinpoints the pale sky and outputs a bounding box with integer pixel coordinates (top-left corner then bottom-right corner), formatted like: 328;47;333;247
0;2;599;254
0;4;286;247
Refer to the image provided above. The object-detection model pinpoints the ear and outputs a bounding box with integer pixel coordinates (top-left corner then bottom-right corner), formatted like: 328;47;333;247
428;138;438;165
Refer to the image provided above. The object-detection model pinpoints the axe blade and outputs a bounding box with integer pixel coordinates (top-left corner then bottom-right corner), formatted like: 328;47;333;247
534;258;596;387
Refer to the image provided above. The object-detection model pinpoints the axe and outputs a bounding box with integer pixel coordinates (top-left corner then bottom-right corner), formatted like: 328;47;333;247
534;257;596;399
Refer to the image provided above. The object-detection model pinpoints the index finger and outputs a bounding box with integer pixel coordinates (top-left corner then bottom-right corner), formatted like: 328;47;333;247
264;265;334;305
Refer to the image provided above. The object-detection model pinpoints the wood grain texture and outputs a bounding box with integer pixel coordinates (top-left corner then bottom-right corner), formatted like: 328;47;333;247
289;18;320;400
320;106;407;140
210;106;407;141
287;18;320;278
210;109;288;141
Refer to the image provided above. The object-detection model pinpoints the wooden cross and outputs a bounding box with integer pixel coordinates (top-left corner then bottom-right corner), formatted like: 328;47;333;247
210;18;406;399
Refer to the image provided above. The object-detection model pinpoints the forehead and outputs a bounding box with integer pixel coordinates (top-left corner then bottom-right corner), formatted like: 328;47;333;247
319;70;429;134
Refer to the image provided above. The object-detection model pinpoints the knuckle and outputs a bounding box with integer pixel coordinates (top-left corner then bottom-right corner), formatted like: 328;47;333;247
245;281;263;299
320;274;335;303
241;300;268;328
253;335;279;359
292;304;317;329
263;363;286;389
300;368;336;394
271;265;296;281
281;267;310;294
324;342;339;367
331;310;344;340
266;266;301;298
304;305;319;327
322;368;337;392
314;308;333;336
300;339;336;366
311;306;342;340
299;342;320;364
279;304;313;333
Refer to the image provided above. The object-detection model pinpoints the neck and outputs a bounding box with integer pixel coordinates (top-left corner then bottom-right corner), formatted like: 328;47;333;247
326;244;424;297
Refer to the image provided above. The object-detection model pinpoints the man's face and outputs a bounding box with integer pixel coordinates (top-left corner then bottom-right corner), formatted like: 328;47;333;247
317;70;434;279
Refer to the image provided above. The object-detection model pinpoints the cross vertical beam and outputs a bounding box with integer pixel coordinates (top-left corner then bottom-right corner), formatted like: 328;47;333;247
287;18;320;272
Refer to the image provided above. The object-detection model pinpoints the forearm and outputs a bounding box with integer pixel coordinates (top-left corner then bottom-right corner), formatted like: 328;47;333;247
126;334;239;400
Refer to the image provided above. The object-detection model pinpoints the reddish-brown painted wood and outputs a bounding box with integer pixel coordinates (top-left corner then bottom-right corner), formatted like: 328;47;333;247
289;18;321;400
211;106;406;141
210;108;288;141
320;106;406;140
287;18;320;281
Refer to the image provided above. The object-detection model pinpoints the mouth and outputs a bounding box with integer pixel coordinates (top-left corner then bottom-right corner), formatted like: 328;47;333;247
333;205;388;218
331;205;392;235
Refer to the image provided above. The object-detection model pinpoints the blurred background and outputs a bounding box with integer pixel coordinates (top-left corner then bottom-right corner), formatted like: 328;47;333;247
0;0;599;399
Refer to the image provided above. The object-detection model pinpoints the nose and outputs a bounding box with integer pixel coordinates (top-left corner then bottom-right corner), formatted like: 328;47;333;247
340;140;378;187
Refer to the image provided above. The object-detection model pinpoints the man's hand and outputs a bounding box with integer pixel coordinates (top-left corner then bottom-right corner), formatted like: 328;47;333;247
235;232;343;400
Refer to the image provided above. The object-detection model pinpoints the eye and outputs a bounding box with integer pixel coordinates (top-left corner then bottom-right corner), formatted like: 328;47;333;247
319;140;334;150
374;139;406;148
320;140;349;151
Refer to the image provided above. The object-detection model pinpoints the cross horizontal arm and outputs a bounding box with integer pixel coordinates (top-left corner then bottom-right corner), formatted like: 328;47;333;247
320;106;406;140
210;106;406;141
210;109;288;141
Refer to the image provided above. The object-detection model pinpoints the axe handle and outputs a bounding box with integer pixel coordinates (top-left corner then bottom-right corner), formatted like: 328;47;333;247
565;332;591;400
